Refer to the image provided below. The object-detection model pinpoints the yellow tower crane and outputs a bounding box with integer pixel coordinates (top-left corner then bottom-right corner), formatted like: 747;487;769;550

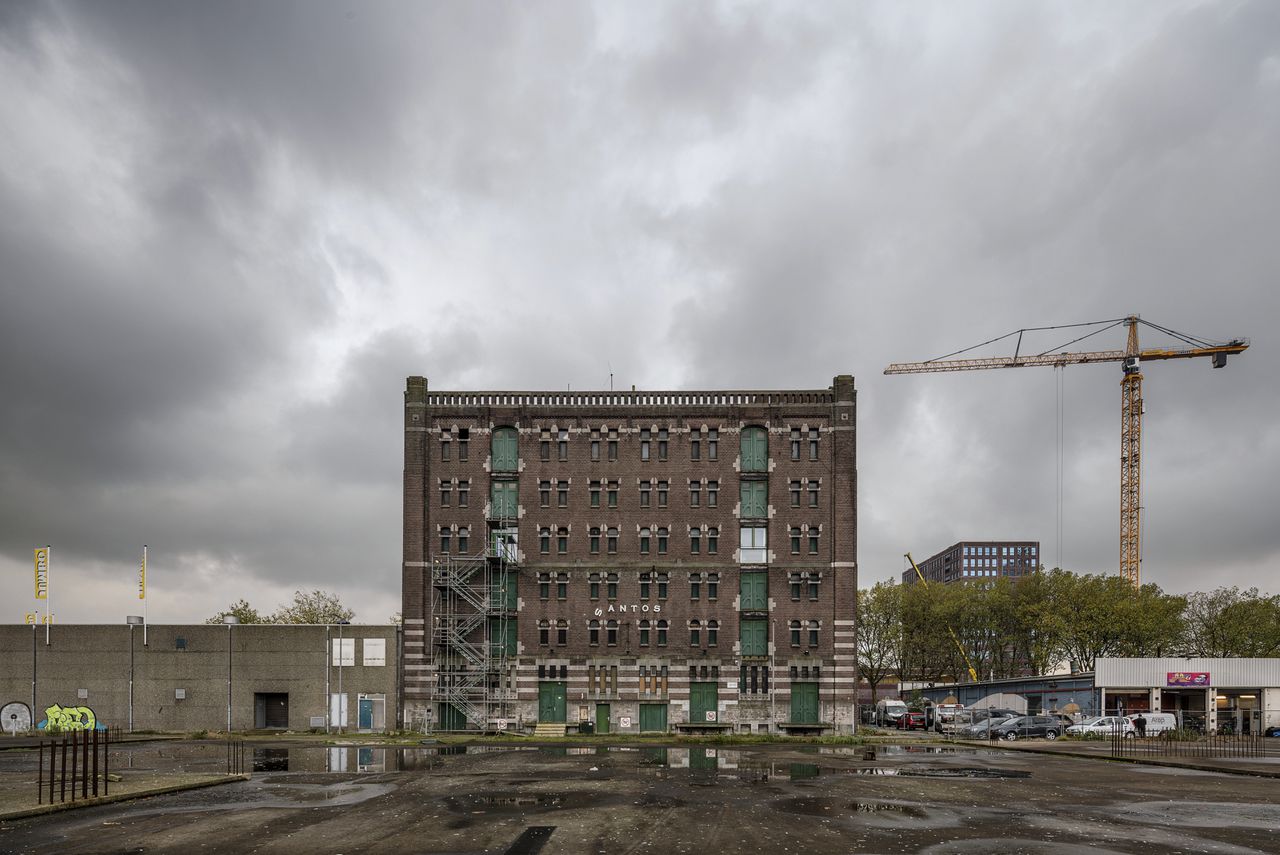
886;316;1248;588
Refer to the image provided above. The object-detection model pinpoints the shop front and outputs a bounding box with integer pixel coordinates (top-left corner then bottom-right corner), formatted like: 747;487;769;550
1095;658;1280;735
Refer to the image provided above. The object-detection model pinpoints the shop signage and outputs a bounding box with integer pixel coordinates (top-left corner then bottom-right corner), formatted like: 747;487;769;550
593;604;662;616
1166;672;1210;687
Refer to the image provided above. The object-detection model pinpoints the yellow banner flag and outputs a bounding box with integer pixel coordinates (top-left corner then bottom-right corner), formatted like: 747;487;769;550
34;548;48;600
139;549;147;600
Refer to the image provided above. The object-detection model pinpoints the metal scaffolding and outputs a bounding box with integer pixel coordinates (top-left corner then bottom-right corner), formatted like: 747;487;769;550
430;523;518;731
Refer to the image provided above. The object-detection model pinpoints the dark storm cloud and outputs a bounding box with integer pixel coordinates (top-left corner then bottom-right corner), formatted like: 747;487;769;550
0;0;1276;623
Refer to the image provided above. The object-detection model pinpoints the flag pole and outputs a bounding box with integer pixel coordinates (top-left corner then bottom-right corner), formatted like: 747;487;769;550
142;545;148;646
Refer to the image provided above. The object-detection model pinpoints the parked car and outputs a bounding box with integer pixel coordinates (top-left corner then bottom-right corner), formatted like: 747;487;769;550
1265;726;1280;738
959;714;1018;739
990;715;1064;741
896;710;927;730
1066;716;1132;737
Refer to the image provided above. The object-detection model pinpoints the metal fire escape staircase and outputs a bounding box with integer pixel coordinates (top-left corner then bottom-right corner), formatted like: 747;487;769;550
431;521;518;731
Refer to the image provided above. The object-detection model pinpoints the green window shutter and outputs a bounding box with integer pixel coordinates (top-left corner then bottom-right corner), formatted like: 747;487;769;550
492;428;518;471
741;427;767;472
740;571;767;611
739;481;767;518
491;481;518;518
740;619;767;656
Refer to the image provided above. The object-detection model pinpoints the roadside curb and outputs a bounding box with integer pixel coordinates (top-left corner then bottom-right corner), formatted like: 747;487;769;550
0;774;247;822
952;740;1280;779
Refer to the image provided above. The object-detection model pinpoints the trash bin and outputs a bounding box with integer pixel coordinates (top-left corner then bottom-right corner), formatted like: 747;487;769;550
580;721;594;735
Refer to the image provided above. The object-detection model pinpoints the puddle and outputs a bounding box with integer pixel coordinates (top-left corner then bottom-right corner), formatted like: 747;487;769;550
444;791;600;812
896;766;1031;779
851;801;926;816
817;745;978;756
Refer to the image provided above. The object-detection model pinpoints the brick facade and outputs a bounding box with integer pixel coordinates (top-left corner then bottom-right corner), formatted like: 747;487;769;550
403;376;857;733
903;540;1041;585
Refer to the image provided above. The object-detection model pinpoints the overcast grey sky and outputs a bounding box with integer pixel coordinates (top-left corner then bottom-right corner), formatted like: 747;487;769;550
2;0;1277;624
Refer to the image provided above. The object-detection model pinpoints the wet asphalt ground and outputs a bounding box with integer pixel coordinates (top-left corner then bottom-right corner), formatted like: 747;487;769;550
2;741;1279;854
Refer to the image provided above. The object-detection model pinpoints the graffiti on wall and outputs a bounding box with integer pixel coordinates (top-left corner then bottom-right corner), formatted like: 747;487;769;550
37;704;105;732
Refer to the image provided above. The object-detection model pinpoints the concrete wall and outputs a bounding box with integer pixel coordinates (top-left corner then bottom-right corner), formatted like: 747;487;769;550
0;624;401;734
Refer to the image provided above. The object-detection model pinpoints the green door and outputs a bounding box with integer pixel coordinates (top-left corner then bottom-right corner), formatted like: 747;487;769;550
491;481;518;519
740;619;767;656
739;481;768;518
690;682;718;723
538;681;567;723
439;703;468;731
595;704;611;734
740;571;767;611
639;703;668;733
790;682;819;724
491;428;519;471
740;427;768;471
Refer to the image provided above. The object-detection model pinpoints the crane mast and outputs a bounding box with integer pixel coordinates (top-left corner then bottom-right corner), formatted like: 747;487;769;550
886;316;1248;588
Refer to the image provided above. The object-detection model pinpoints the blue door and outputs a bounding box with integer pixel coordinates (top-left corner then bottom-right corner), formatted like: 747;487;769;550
358;698;374;730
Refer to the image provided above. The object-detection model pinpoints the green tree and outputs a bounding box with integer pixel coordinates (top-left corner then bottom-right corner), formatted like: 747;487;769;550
856;581;901;703
1184;587;1280;657
205;599;264;624
270;589;355;624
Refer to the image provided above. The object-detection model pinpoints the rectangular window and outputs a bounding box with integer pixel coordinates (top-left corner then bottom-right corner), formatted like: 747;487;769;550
690;435;700;460
707;573;719;601
607;527;618;554
790;621;801;646
689;622;701;647
607;621;618;646
809;527;819;555
557;527;568;554
440;529;451;554
707;527;718;555
657;527;668;554
590;527;600;554
608;430;618;461
689;482;701;507
689;572;701;601
607;572;618;600
707;480;718;508
808;572;820;601
458;428;469;461
790;572;802;600
639;621;650;647
791;427;801;461
708;429;718;460
557;479;569;508
558;430;569;461
331;638;354;666
740;525;767;563
658;428;668;461
540;528;550;554
809;428;820;460
457;480;469;508
639;572;651;600
690;528;701;554
539;621;549;645
608;481;618;508
707;620;718;646
657;480;668;508
657;573;669;599
557;621;567;645
656;619;668;646
590;480;601;508
557;572;568;600
640;479;651;508
441;433;452;461
640;527;651;554
540;438;551;461
440;481;452;507
591;436;601;461
457;527;469;554
808;479;820;508
539;480;551;507
589;572;601;600
809;621;819;647
789;480;801;508
362;639;386;667
641;428;651;461
539;572;550;600
790;526;801;555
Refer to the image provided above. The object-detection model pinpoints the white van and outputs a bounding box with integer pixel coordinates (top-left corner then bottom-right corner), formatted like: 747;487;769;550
875;699;908;726
1128;712;1177;735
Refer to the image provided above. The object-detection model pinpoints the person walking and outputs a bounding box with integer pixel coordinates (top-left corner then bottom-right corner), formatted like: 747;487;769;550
1134;712;1147;738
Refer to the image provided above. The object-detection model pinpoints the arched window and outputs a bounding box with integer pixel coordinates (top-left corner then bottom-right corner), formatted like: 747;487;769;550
689;619;702;647
707;620;719;646
538;620;550;645
491;427;518;471
639;527;651;554
638;619;651;646
589;619;600;646
656;620;669;646
606;620;618;646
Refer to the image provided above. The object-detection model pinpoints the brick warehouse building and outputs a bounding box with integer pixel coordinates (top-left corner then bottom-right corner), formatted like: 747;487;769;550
402;376;857;734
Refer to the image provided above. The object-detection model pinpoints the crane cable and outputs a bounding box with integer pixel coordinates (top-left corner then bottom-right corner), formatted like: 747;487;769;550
1056;365;1064;572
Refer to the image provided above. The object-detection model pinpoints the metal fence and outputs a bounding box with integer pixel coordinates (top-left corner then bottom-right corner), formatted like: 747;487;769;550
226;736;246;774
36;727;111;804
